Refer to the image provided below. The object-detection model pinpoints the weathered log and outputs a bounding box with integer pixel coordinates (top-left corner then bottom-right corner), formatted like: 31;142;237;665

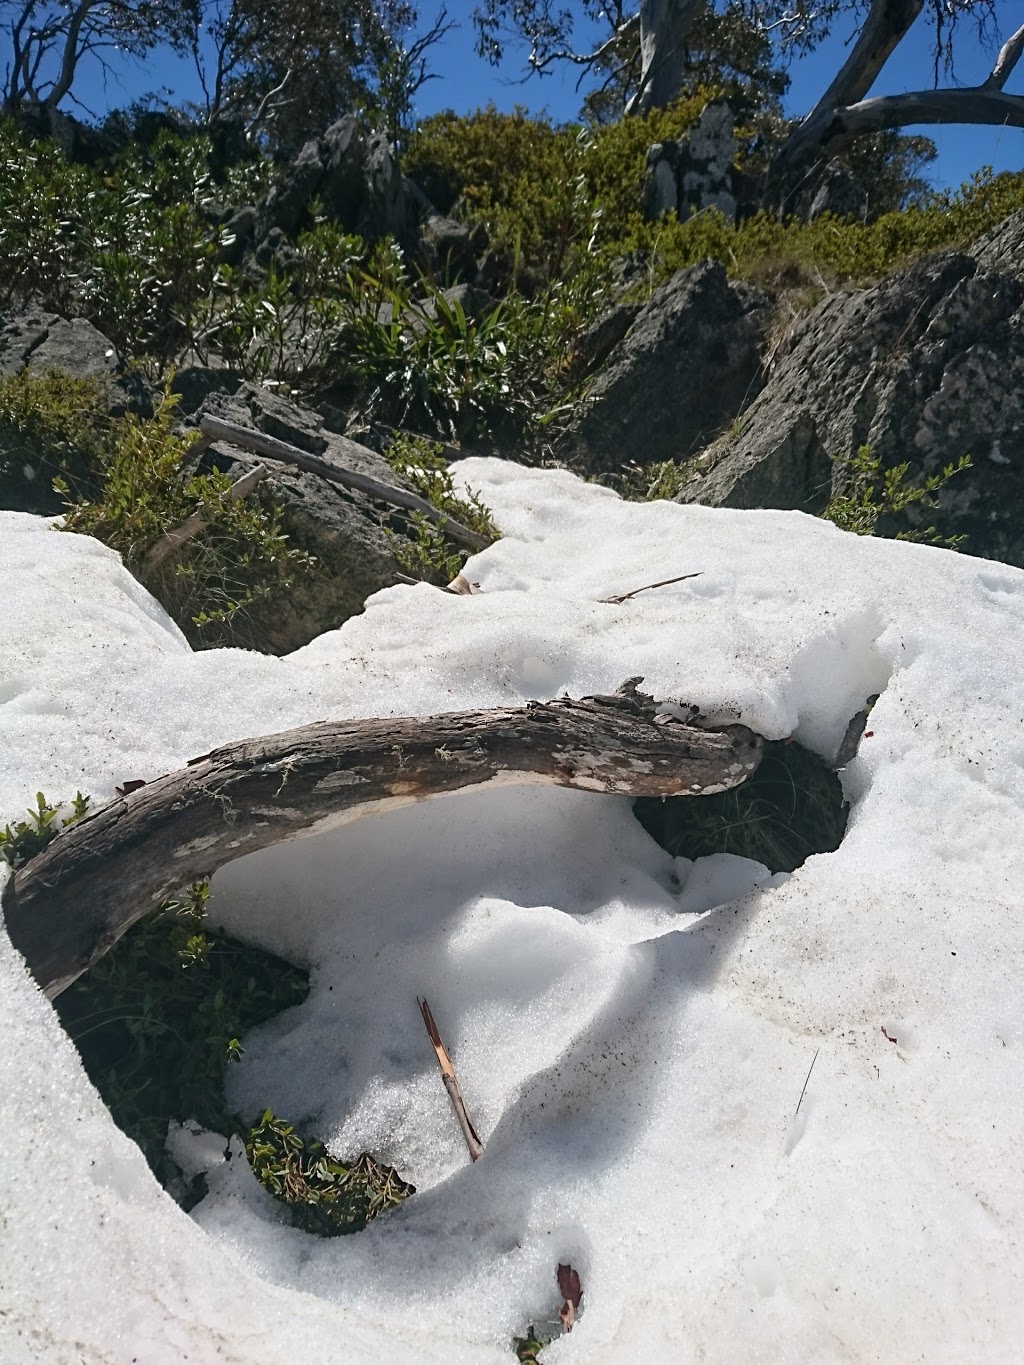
1;681;762;998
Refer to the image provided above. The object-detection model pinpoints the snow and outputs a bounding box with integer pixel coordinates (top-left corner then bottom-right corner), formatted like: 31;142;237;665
2;461;1024;1363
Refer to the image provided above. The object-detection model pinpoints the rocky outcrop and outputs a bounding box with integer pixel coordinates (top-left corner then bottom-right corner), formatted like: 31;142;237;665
189;384;414;653
0;309;150;514
256;115;414;253
676;248;1024;563
969;209;1024;283
562;260;770;474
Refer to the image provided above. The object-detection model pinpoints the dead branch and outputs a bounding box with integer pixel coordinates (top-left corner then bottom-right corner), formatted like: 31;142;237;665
983;21;1024;91
143;464;270;573
601;571;701;604
1;682;763;998
419;998;483;1161
198;415;493;552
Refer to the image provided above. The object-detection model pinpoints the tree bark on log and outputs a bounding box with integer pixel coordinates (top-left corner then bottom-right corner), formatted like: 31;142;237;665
2;681;762;999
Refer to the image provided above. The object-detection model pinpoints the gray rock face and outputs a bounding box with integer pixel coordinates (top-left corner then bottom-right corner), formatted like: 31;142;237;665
805;159;868;224
0;311;149;514
256;115;414;252
642;101;737;225
418;213;479;284
562;260;769;473
195;385;414;653
969;209;1024;284
676;248;1024;564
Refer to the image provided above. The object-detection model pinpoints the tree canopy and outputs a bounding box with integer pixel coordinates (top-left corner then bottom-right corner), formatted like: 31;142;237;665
473;0;1024;168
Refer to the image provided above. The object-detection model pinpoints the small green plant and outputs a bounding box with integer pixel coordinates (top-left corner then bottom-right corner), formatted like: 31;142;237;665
48;852;413;1230
54;875;309;1182
49;382;314;645
245;1110;414;1236
513;1330;545;1363
384;434;498;582
822;445;971;547
0;790;89;868
0;370;113;511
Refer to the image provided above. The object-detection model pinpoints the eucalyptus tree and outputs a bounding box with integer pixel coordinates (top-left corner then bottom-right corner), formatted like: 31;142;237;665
473;0;1024;170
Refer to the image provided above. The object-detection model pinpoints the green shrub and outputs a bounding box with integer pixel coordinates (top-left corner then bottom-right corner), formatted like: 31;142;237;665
245;1111;414;1236
0;790;89;868
0;120;234;358
822;445;971;547
615;167;1024;290
383;433;498;581
403;97;712;274
53;871;412;1228
0;369;113;509
50;383;314;646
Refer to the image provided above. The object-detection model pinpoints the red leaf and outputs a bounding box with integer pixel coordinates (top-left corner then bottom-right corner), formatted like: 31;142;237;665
557;1263;582;1331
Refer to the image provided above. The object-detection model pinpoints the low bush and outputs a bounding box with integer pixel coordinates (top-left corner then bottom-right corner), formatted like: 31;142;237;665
383;433;498;581
0;370;313;645
822;445;971;548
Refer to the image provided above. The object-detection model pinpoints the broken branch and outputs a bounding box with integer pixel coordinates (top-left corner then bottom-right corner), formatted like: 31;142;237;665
1;683;763;997
143;463;270;573
198;415;493;551
419;998;483;1162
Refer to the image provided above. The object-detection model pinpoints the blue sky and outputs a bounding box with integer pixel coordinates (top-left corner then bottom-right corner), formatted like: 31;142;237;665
65;0;1023;192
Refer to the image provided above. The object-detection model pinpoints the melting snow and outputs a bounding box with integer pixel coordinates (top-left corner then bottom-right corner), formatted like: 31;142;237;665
2;460;1024;1362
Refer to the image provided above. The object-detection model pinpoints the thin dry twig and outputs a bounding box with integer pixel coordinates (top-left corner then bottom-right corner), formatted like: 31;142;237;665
601;572;702;604
794;1047;820;1119
418;997;483;1162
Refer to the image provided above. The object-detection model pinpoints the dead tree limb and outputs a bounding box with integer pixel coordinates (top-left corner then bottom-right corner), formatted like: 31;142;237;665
143;464;270;574
774;2;1024;172
1;681;762;999
198;415;493;552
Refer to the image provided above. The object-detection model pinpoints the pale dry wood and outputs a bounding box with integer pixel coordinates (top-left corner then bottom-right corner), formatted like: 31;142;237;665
419;998;483;1162
199;415;493;551
143;463;270;573
1;682;763;998
601;571;701;604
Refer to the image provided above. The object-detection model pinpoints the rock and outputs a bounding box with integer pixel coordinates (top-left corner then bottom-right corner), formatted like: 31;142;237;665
215;205;257;268
417;284;496;328
676;245;1024;564
562;260;770;474
570;302;643;379
806;159;868;224
969;209;1024;284
256;116;414;253
193;385;418;653
0;310;150;515
642;101;737;225
418;214;478;284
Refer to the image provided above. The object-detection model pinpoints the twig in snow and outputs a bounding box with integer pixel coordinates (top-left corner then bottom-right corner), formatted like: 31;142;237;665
794;1047;820;1119
601;572;702;604
418;997;483;1162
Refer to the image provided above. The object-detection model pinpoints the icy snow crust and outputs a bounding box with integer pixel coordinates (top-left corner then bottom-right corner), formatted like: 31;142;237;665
2;462;1024;1363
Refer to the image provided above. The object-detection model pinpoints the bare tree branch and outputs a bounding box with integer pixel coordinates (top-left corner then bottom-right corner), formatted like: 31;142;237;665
817;85;1024;143
777;0;924;168
1;684;764;997
982;20;1024;91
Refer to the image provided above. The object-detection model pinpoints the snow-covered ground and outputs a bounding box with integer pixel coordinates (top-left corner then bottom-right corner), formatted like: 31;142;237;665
2;461;1023;1363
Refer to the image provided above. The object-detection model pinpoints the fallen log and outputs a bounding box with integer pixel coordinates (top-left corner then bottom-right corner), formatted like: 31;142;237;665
1;680;762;998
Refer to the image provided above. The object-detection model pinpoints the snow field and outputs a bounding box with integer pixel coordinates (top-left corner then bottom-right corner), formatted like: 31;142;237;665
2;460;1023;1362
